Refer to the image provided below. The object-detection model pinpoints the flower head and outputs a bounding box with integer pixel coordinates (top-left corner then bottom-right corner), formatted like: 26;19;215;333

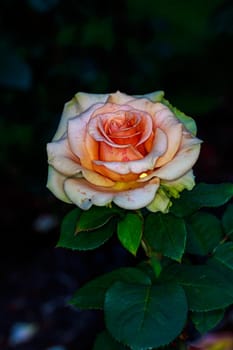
47;91;201;211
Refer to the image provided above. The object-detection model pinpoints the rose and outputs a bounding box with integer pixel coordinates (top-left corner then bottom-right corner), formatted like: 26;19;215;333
47;91;201;211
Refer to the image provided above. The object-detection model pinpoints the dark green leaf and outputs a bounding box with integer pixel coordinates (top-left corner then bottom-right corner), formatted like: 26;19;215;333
57;208;82;248
191;310;225;334
144;213;186;262
160;263;233;311
76;205;121;232
70;267;151;310
93;331;128;350
186;212;223;255
213;242;233;271
57;208;114;250
117;212;143;256
222;204;233;237
105;282;187;349
171;183;233;217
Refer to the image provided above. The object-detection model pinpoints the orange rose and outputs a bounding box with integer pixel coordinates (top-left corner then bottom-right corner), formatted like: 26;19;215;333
47;91;201;211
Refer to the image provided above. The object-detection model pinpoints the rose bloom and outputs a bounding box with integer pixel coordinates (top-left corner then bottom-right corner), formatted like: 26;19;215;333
47;91;201;211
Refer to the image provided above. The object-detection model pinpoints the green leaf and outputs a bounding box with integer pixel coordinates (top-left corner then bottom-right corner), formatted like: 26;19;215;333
93;331;128;350
105;282;188;349
117;212;143;256
191;310;225;334
57;208;114;250
222;204;233;237
144;213;187;262
160;263;233;312
171;183;233;217
186;212;223;255
213;242;233;271
57;208;82;248
76;205;121;232
70;267;151;310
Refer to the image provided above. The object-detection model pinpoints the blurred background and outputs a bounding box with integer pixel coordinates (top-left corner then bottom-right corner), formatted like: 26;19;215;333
0;0;233;349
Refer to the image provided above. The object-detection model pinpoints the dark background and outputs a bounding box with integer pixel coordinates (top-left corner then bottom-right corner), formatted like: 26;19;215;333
0;0;233;349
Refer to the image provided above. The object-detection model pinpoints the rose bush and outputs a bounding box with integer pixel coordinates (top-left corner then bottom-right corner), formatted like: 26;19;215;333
47;91;201;211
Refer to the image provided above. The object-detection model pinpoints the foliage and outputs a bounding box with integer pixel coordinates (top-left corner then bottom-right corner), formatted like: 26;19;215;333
58;183;233;349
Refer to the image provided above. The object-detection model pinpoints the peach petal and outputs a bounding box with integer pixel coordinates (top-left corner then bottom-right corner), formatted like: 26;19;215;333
46;166;72;203
64;177;160;210
52;98;81;141
127;98;166;116
74;92;109;111
113;178;160;210
68;103;103;169
47;138;82;176
99;142;144;162
64;178;114;210
94;127;167;174
106;91;135;104
151;134;201;180
93;163;139;182
82;168;115;187
128;99;183;167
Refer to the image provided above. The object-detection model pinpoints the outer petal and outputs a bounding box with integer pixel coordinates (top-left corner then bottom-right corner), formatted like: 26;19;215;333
74;92;109;111
113;178;160;210
82;168;115;187
47;138;82;176
151;133;202;180
94;127;167;175
64;178;114;210
106;91;137;104
68;103;103;169
52;98;81;141
46;166;72;203
63;177;160;210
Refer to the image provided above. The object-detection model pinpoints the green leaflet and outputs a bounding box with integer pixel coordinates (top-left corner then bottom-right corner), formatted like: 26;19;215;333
105;282;188;350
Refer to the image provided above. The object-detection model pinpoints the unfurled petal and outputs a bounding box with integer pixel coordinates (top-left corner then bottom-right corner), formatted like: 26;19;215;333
68;104;102;169
52;99;81;141
46;166;72;203
113;178;160;210
82;168;115;187
94;127;167;175
74;92;109;111
47;138;82;176
148;134;201;181
64;178;114;210
106;91;135;104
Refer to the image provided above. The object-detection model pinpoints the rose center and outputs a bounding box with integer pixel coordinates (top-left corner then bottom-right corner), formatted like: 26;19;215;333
103;111;142;146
